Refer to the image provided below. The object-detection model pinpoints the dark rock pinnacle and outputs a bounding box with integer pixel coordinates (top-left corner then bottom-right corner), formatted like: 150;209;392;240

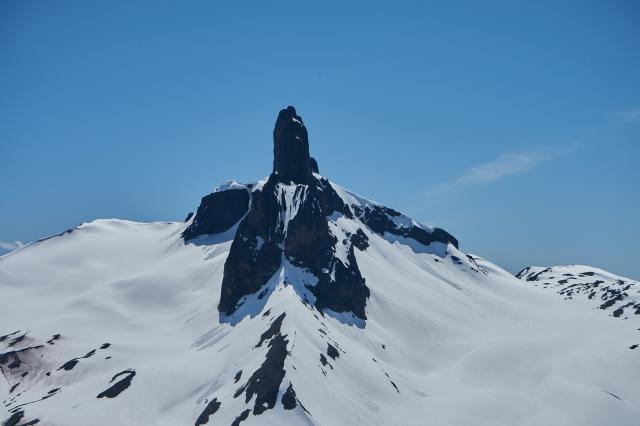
182;187;250;241
310;157;319;174
217;107;370;319
185;106;457;324
273;106;313;184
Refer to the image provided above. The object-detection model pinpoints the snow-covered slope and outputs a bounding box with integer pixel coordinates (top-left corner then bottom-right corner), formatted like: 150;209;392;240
2;107;639;425
517;265;640;322
2;195;639;425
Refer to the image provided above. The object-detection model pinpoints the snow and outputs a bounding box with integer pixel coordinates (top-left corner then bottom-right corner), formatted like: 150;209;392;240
327;214;359;265
1;207;639;424
215;180;247;192
328;181;374;209
269;182;309;238
517;264;640;323
329;181;436;235
252;177;269;192
382;232;448;257
255;236;265;251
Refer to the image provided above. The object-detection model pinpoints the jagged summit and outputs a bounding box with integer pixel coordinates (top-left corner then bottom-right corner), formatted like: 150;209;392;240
219;106;369;319
273;106;314;184
183;107;458;321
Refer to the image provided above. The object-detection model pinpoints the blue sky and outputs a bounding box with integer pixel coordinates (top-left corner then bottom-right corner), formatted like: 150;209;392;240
1;0;639;277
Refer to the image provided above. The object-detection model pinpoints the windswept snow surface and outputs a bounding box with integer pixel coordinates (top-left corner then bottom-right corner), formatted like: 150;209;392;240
215;180;247;193
1;186;639;425
517;265;640;322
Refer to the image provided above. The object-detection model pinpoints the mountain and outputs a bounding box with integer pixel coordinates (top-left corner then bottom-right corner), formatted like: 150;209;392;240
517;265;640;321
1;107;639;426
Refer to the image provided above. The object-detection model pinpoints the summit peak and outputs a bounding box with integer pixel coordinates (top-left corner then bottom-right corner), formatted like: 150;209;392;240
272;106;314;184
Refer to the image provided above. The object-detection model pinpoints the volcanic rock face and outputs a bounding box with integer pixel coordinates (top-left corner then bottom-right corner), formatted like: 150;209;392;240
185;106;459;322
310;157;319;174
218;107;373;319
182;183;250;241
356;204;458;249
273;106;312;184
218;171;369;319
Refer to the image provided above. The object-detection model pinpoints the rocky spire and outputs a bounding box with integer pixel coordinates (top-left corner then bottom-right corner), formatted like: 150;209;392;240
272;106;313;184
310;157;319;174
183;106;457;323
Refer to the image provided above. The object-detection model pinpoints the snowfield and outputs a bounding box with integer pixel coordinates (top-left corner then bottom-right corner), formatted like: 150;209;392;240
1;183;639;425
517;265;640;321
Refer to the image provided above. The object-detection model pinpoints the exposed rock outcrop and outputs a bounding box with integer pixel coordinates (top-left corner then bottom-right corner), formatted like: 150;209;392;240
356;204;458;249
219;107;371;319
205;106;457;322
273;106;312;184
182;186;250;241
218;173;370;319
310;157;319;174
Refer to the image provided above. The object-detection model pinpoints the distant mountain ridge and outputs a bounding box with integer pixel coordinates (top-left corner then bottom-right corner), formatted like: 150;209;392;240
517;265;640;320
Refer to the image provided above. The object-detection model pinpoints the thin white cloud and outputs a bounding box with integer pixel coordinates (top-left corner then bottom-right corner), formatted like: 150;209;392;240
454;151;551;185
619;109;640;123
427;146;576;197
0;240;24;251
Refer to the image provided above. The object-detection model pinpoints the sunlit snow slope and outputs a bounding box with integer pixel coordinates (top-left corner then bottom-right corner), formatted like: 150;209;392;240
517;265;640;322
1;182;639;425
2;106;639;425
